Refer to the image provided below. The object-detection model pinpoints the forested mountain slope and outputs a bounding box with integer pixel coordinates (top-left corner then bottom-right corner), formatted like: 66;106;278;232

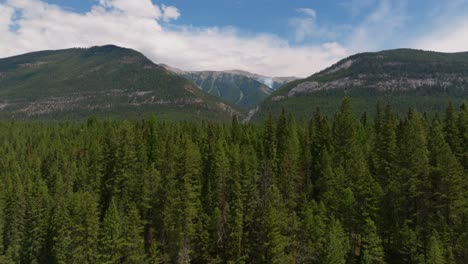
0;45;239;121
254;49;468;121
0;99;466;263
162;65;298;108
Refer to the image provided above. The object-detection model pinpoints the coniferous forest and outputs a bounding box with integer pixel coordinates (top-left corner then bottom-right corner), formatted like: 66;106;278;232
0;98;467;264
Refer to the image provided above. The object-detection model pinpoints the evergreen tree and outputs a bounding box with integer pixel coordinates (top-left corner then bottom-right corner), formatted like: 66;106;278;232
361;218;385;264
121;205;146;263
68;192;100;264
263;184;292;264
21;177;50;264
332;97;356;167
2;173;26;263
321;217;349;264
99;199;124;263
428;119;464;227
399;111;430;227
444;102;462;159
226;144;244;264
457;103;468;169
301;201;326;263
426;232;445;264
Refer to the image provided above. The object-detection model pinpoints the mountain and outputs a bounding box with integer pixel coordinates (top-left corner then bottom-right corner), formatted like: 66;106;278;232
0;45;240;121
162;65;298;108
253;49;468;121
223;70;299;90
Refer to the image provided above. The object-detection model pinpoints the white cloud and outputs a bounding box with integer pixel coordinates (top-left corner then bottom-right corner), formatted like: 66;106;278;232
296;8;316;18
2;0;468;79
161;5;180;22
0;0;349;77
290;8;317;42
412;17;468;52
347;0;408;53
410;0;468;53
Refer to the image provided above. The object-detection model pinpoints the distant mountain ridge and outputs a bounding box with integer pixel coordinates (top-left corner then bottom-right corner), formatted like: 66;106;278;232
253;48;468;121
0;45;240;121
162;65;298;108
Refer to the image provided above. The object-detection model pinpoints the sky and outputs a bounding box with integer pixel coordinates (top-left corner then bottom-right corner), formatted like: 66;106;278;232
1;0;468;77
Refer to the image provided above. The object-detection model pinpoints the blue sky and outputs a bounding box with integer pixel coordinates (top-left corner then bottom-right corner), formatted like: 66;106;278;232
34;0;467;46
1;0;468;76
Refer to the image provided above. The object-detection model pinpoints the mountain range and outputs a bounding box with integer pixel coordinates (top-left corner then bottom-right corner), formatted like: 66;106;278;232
162;65;297;108
0;45;239;121
0;46;466;121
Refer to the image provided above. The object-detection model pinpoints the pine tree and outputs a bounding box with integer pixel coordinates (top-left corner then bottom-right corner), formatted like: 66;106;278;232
398;223;424;263
226;144;244;264
332;97;356;167
444;102;462;159
231;114;243;145
457;103;468;169
171;137;204;263
310;108;332;181
301;201;326;263
121;205;146;263
21;177;50;264
361;218;385;264
239;145;260;263
276;114;301;210
99;199;124;263
316;149;356;225
2;173;26;263
373;103;398;186
321;217;349;264
399;111;430;226
428;119;464;227
426;232;445;264
50;174;73;264
201;138;230;260
68;192;100;264
263;184;292;264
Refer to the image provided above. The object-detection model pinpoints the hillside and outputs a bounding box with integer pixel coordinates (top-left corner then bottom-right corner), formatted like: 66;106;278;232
0;45;240;121
162;65;297;108
253;49;468;121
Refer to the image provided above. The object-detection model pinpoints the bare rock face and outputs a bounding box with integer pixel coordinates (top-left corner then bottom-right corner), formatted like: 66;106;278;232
286;74;467;97
322;59;354;75
288;81;321;96
288;78;364;96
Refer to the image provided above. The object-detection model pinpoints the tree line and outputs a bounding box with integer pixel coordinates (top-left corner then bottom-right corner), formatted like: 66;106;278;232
0;98;467;263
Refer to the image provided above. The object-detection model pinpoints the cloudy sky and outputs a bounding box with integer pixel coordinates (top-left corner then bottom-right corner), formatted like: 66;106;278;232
1;0;468;77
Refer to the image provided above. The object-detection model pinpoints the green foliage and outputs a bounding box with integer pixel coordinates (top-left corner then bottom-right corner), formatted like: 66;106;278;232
361;218;385;264
0;99;466;263
322;217;349;264
426;232;445;264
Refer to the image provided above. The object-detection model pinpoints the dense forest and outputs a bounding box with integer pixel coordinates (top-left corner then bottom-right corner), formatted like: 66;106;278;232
0;98;467;264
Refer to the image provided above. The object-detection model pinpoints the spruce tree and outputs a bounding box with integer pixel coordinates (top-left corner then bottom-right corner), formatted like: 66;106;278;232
444;102;462;159
121;205;146;263
426;232;445;264
456;103;468;169
99;199;124;263
226;144;244;264
361;218;385;264
263;184;292;264
2;173;26;263
301;201;326;263
429;119;464;227
321;217;349;264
